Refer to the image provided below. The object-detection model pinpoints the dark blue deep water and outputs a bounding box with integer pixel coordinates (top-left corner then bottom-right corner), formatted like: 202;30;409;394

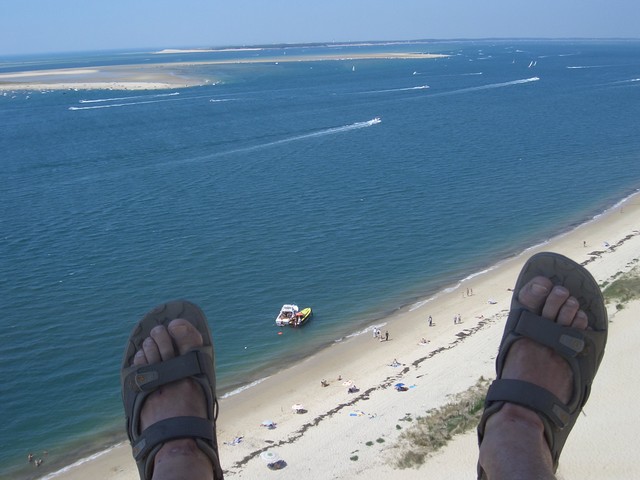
2;39;639;478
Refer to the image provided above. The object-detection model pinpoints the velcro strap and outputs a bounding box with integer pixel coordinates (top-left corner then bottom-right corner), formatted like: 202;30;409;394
514;310;586;358
132;416;214;461
131;350;212;391
486;379;571;429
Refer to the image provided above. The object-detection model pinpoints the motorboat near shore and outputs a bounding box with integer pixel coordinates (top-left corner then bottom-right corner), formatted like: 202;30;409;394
276;304;312;327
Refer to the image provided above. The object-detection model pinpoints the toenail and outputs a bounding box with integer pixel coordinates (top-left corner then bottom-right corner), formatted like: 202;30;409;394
169;324;189;338
531;282;549;296
552;285;569;297
565;297;578;308
151;325;165;335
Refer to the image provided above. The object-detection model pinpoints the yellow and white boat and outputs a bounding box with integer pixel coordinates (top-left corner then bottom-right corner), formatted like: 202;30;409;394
275;304;312;327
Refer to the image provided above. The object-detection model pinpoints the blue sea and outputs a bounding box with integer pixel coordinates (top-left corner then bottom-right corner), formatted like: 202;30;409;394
2;39;639;479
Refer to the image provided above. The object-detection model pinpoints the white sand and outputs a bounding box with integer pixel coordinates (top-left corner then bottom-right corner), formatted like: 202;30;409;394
0;67;205;91
1;52;445;92
45;192;640;480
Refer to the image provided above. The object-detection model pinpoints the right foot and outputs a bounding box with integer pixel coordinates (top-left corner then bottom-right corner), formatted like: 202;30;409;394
478;276;589;478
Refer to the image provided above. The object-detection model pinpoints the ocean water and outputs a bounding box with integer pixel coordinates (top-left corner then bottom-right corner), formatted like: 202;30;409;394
2;39;640;478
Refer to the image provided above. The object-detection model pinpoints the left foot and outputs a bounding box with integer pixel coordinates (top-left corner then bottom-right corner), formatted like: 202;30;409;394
132;319;213;479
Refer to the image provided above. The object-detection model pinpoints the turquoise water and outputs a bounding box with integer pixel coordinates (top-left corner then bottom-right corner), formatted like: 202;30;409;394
2;39;640;478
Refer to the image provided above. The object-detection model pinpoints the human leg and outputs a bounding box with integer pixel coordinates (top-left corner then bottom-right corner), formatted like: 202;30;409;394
477;252;607;479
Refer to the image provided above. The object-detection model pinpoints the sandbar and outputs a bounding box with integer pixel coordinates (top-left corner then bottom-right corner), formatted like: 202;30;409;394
0;65;207;91
0;52;446;91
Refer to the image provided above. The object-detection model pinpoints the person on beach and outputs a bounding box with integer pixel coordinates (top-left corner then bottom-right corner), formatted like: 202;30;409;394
428;315;433;326
120;252;606;480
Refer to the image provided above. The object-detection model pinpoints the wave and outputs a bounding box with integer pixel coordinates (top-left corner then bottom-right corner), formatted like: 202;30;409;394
220;376;269;398
78;92;180;104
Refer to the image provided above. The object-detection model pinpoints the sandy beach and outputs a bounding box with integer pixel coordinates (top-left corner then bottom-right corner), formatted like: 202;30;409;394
0;52;445;91
0;65;207;91
41;191;640;480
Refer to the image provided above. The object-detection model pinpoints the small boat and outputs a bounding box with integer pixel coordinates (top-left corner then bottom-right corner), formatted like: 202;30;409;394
276;304;312;327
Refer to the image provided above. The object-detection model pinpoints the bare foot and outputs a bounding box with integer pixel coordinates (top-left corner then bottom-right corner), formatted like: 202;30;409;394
133;319;214;480
478;276;589;480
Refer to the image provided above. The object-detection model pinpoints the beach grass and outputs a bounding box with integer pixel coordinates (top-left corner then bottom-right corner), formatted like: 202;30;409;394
394;378;490;469
602;265;640;309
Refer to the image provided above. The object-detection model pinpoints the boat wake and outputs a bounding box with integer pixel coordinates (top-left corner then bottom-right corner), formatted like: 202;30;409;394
602;77;640;87
236;118;382;152
65;117;382;182
357;85;430;94
567;64;617;69
431;77;540;98
147;118;382;171
69;93;232;111
78;92;180;104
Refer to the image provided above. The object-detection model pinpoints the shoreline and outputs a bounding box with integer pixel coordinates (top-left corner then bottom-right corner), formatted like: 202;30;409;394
0;52;446;91
29;188;640;480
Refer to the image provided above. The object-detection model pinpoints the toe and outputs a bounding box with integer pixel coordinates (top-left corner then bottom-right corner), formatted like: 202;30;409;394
517;276;553;314
150;325;177;361
540;285;570;320
142;336;162;364
133;349;148;366
572;310;589;330
556;296;580;326
167;318;204;355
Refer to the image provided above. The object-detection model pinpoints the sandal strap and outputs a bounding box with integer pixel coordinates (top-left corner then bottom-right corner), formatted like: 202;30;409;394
133;350;214;391
486;379;571;429
498;309;606;410
123;350;215;424
132;416;214;461
511;310;587;359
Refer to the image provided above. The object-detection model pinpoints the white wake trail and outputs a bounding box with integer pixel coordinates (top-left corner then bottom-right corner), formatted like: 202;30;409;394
69;95;233;111
79;92;180;104
432;77;540;97
69;98;183;110
358;85;430;94
174;118;382;167
247;117;382;150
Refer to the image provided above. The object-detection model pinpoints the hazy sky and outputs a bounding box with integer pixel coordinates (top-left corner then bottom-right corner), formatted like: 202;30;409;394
1;0;638;56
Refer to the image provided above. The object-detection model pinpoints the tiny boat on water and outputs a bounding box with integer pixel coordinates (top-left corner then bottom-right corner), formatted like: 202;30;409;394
275;304;312;327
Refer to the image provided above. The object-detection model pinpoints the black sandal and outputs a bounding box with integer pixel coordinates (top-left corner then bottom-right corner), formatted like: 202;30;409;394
121;300;224;479
477;252;608;478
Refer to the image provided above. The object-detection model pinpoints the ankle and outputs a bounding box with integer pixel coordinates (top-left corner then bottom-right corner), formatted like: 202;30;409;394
479;405;554;480
153;439;213;480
